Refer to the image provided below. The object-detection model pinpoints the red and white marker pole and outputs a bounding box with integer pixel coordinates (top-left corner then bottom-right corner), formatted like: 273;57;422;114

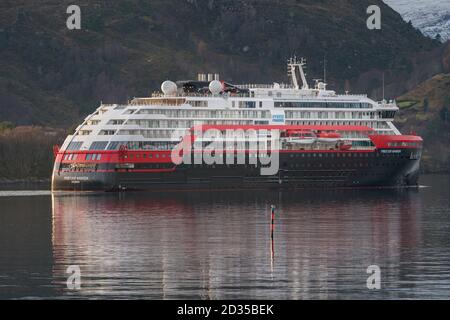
270;205;276;271
271;205;276;235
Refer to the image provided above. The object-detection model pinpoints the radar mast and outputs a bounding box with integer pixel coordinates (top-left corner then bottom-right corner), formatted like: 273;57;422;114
287;56;309;90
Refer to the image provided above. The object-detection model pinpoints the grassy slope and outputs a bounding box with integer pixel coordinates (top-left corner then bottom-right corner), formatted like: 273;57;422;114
396;73;450;172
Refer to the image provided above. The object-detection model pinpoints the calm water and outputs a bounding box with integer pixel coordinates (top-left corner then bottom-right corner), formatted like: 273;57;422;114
1;175;450;299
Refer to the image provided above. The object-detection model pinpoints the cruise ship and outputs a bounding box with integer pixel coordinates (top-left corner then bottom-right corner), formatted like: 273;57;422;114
52;58;423;191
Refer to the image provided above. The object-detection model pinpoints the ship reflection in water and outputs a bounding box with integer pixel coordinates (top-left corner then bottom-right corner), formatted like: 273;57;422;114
2;175;450;299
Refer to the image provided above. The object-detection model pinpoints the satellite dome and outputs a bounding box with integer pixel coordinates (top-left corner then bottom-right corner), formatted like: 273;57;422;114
161;80;177;96
209;80;223;95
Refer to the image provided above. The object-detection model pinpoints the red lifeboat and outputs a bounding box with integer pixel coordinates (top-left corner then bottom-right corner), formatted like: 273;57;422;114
338;141;352;151
285;129;313;135
283;129;317;144
316;131;341;143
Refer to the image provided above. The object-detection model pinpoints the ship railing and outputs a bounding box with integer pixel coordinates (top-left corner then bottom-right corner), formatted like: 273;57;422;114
336;94;368;98
236;83;294;89
150;92;253;98
281;145;376;151
376;100;397;108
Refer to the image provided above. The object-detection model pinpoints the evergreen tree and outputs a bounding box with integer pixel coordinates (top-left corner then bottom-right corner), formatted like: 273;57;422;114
440;106;449;123
423;97;429;113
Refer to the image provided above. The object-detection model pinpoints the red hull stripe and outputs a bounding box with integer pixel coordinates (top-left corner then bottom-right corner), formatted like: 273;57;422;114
56;146;423;166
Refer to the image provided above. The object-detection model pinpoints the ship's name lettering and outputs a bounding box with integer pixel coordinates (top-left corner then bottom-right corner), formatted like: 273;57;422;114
381;149;401;153
63;176;89;181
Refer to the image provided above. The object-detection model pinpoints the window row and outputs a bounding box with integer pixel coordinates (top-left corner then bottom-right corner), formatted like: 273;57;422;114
123;153;169;159
120;120;254;132
63;154;78;161
136;109;270;119
285;111;378;120
85;153;102;161
388;142;421;148
275;102;373;109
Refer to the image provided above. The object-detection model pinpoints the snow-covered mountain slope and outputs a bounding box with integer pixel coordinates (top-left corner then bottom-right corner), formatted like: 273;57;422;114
384;0;450;41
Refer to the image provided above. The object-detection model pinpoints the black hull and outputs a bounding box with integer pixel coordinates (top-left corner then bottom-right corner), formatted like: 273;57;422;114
52;149;421;191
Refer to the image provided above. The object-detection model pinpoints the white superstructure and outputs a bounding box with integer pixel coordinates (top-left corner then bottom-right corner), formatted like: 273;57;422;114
61;57;399;152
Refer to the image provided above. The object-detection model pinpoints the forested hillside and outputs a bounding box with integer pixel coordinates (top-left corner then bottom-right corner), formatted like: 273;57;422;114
0;0;442;126
397;73;450;173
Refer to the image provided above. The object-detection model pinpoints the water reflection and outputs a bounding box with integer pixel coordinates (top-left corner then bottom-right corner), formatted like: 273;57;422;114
3;177;450;299
50;187;425;299
0;195;53;299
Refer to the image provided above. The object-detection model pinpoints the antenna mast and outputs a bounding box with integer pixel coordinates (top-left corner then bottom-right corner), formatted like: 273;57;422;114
287;56;309;90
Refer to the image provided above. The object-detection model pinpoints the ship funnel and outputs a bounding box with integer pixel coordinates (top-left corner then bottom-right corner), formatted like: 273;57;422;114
198;73;219;81
197;73;207;81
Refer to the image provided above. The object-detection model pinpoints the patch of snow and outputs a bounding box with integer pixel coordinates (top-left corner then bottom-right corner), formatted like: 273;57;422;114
384;0;450;41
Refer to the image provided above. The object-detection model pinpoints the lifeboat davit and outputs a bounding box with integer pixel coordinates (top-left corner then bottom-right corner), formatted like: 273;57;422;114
316;132;341;143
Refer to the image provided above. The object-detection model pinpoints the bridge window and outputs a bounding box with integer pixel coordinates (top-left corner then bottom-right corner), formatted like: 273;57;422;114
107;141;124;150
66;142;83;151
379;111;397;119
89;141;108;150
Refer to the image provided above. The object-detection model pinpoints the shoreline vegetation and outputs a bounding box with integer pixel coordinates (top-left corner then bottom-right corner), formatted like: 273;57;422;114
0;123;65;181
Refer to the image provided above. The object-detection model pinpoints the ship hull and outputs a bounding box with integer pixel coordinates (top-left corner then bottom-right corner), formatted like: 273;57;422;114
52;149;421;191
